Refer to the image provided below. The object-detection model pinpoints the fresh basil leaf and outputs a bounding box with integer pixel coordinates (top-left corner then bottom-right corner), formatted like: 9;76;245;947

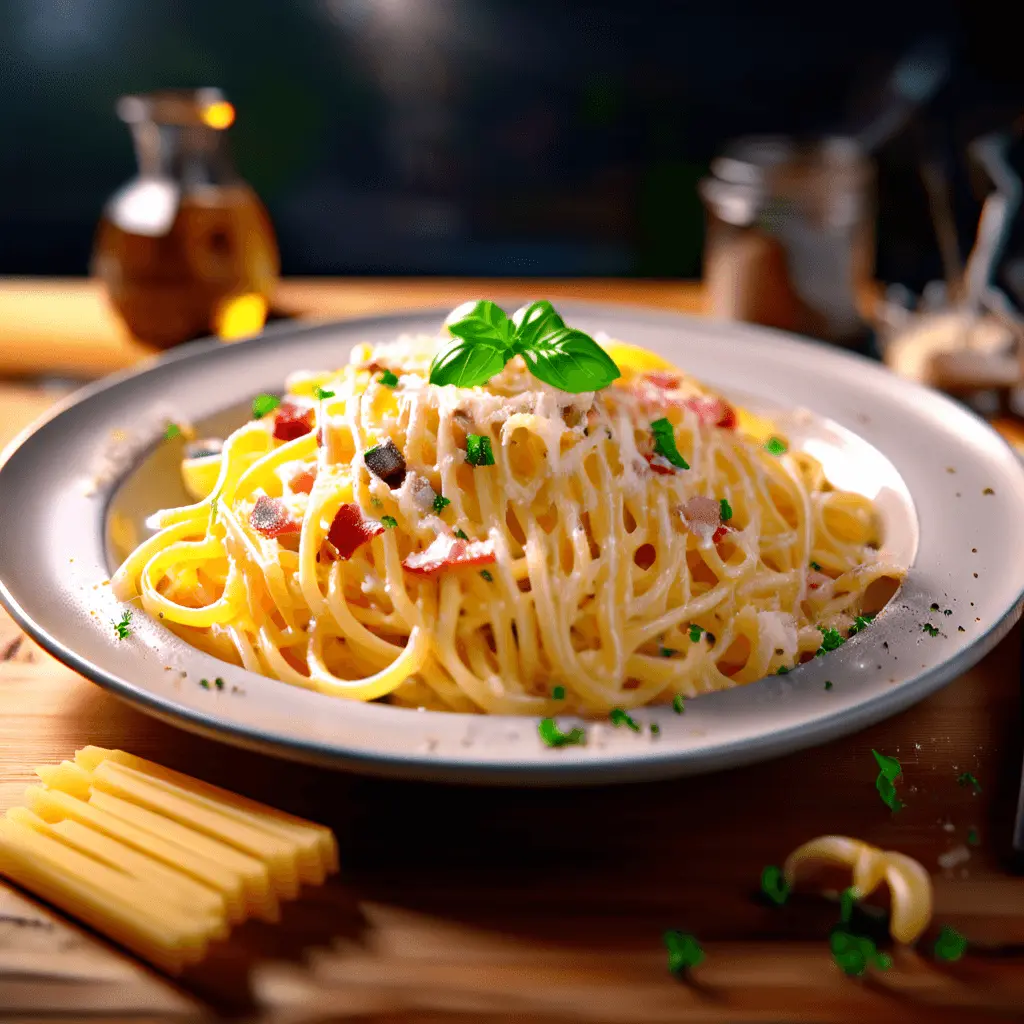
511;300;566;352
429;338;509;388
445;300;514;352
520;327;621;393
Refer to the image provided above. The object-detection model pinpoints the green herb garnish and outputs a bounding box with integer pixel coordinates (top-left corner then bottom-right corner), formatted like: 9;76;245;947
760;865;790;906
967;827;980;846
465;434;495;466
923;623;940;637
314;386;335;400
957;771;981;793
688;623;705;643
378;370;399;388
111;610;133;640
610;707;641;732
650;723;661;736
848;614;875;637
429;300;620;393
199;678;210;690
664;930;704;975
672;694;685;714
810;561;822;571
776;666;790;675
552;685;565;700
252;394;281;419
719;497;733;521
659;645;677;658
830;927;890;976
454;528;469;540
930;602;940;611
650;417;690;470
371;497;383;508
164;423;181;440
764;436;787;456
934;925;968;962
839;886;859;924
873;749;903;812
381;515;398;529
480;569;493;582
816;626;846;656
824;680;833;690
432;494;451;514
214;677;225;690
538;718;586;748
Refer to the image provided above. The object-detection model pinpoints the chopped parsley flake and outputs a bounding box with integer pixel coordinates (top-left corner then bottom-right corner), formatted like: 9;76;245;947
313;386;335;400
214;677;225;690
776;666;789;675
824;680;833;690
465;433;495;466
719;497;733;521
479;569;493;581
848;614;875;637
432;494;451;514
810;561;822;571
199;678;211;689
664;930;704;974
816;626;846;656
552;685;565;700
934;925;968;961
930;603;940;611
538;717;586;747
943;608;952;616
650;417;690;469
650;723;661;736
164;423;181;440
764;436;787;456
454;528;469;540
111;610;133;640
830;927;890;976
610;707;641;732
378;369;399;388
967;827;980;846
839;886;858;924
252;394;281;419
371;497;383;508
873;749;903;812
659;645;677;657
672;694;685;714
760;865;790;906
688;623;706;643
957;771;981;793
922;623;940;637
381;515;398;528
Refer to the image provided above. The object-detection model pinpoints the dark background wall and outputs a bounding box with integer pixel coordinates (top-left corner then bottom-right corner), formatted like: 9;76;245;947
1;0;1021;290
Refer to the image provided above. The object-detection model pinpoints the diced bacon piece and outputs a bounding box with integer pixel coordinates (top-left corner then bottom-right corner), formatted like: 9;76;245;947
643;370;683;390
273;401;315;442
712;524;734;545
402;533;497;576
288;466;317;494
684;396;737;430
249;496;301;539
327;503;384;560
645;453;677;475
678;495;722;544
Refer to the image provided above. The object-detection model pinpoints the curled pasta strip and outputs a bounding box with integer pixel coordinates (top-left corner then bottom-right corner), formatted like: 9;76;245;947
784;834;933;944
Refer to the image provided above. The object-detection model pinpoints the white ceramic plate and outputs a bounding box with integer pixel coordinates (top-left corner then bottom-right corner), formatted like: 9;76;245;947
2;304;1023;785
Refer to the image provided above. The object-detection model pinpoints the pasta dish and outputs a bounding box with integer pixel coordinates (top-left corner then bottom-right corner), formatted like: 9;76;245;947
112;301;903;716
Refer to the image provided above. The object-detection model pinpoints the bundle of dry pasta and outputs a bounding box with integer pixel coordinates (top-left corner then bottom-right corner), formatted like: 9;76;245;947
0;747;338;972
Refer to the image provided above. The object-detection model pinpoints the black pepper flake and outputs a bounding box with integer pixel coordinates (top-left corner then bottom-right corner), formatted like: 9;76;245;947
364;439;407;488
958;626;965;632
930;603;940;611
973;572;979;579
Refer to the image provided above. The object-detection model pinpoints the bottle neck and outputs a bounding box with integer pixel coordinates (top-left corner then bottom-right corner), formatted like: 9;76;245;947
131;122;237;188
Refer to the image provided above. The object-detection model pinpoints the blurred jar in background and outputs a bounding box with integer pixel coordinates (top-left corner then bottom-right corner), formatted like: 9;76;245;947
700;137;875;348
92;89;279;349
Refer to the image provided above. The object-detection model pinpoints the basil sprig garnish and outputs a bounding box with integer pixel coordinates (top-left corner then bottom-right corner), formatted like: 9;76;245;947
429;300;621;394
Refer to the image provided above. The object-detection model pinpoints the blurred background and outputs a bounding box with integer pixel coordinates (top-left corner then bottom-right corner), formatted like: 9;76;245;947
2;0;1022;288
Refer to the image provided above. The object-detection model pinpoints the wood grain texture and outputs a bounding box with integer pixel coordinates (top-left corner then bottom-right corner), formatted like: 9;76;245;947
1;280;1024;1023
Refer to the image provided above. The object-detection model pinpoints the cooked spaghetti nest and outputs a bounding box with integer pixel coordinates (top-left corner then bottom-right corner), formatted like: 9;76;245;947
112;332;905;715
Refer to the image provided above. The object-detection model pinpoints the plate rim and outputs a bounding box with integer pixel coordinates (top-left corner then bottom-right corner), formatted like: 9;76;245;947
2;302;1024;785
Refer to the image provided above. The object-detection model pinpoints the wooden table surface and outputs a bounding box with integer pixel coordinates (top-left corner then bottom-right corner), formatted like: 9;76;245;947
2;278;1024;1024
